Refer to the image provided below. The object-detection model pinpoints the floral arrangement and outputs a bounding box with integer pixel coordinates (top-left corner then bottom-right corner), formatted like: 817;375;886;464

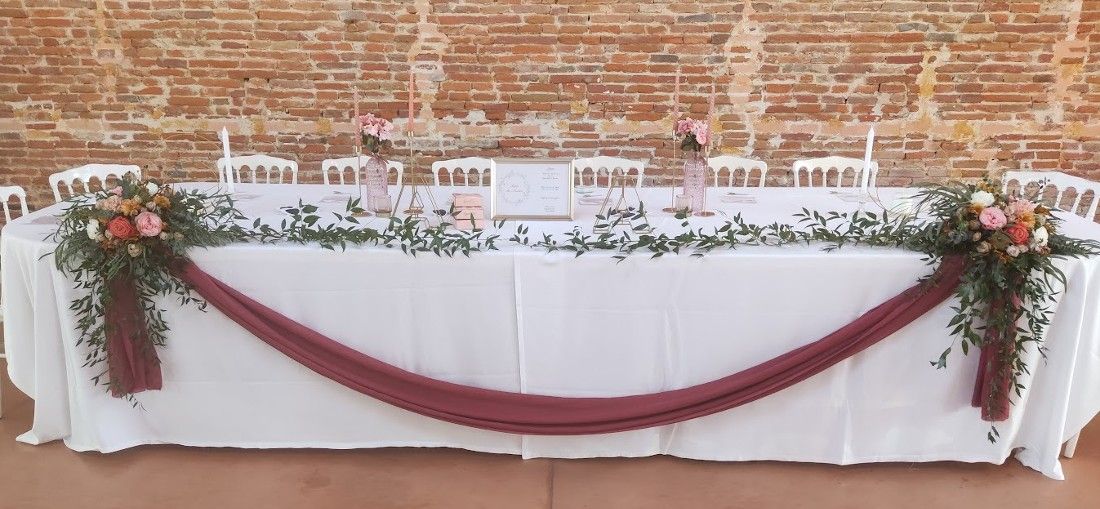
939;183;1051;259
84;180;178;256
675;118;710;152
917;179;1097;439
357;113;394;154
52;175;250;394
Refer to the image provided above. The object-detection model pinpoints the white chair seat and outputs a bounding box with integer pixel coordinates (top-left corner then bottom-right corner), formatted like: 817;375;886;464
792;156;877;189
432;157;492;186
217;154;298;185
571;156;646;188
1;185;28;224
1003;171;1100;221
707;155;768;188
321;156;404;186
49;164;141;202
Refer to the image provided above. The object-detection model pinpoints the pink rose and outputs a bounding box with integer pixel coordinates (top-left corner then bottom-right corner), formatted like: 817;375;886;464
979;206;1008;230
109;186;123;195
692;122;710;146
134;210;163;237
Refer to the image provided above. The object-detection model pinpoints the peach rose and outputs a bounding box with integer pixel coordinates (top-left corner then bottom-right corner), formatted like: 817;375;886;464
106;216;138;240
98;195;122;212
1004;222;1030;245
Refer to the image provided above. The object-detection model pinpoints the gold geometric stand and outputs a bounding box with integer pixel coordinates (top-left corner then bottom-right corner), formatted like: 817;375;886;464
594;171;653;234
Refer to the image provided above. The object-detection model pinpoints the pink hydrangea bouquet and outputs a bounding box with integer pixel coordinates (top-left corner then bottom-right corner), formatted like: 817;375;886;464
675;118;710;152
357;113;395;154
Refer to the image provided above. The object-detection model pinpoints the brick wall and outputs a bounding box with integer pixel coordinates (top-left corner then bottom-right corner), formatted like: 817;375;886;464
1;0;1099;209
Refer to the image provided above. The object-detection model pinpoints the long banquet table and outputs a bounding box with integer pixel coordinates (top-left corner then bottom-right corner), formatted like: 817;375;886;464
3;183;1100;480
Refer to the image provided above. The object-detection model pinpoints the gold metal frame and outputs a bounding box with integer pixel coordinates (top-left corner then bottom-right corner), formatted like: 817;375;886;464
490;158;575;221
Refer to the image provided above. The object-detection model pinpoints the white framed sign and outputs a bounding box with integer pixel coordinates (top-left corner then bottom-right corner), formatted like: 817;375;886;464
490;158;574;220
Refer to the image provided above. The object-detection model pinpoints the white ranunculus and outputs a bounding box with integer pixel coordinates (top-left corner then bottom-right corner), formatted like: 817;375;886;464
85;219;100;240
970;191;995;208
1006;245;1021;257
1032;226;1049;247
146;182;159;195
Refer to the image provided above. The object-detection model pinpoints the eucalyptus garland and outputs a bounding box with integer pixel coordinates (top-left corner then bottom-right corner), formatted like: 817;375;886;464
49;176;1099;440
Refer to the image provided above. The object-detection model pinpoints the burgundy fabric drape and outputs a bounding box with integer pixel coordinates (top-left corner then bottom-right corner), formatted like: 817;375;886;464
105;274;162;396
141;256;969;435
970;291;1018;422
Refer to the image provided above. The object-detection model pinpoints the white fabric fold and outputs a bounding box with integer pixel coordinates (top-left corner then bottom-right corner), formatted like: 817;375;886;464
3;184;1099;480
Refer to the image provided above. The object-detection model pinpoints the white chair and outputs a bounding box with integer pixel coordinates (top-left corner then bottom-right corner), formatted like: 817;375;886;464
217;154;298;185
431;157;492;186
792;156;878;188
707;155;768;188
0;185;27;418
0;185;28;224
1004;171;1100;221
571;156;646;188
49;164;142;203
320;156;404;186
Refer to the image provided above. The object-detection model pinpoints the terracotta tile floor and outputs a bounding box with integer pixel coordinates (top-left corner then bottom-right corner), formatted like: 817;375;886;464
0;361;1097;509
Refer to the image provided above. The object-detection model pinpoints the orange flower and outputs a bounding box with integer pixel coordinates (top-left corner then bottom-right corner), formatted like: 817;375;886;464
154;195;171;209
119;198;142;216
1016;211;1035;228
1004;222;1030;245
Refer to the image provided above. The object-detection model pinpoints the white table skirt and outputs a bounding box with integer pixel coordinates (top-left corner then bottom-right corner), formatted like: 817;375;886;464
3;184;1099;480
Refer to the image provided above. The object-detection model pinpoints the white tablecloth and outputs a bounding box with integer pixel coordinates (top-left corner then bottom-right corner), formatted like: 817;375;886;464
3;184;1100;480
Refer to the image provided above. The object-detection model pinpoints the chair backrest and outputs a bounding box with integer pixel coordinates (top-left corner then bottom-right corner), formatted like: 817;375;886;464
217;154;298;185
1003;171;1100;221
320;156;404;186
707;155;768;188
48;164;142;203
431;157;492;186
792;156;877;188
0;185;28;223
571;156;646;188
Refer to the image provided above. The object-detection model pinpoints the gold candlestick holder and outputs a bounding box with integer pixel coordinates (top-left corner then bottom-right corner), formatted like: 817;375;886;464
394;137;437;225
662;127;681;214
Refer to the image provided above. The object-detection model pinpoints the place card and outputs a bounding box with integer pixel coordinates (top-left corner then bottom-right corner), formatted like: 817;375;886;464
720;193;757;204
29;214;60;225
833;192;869;203
490;158;574;220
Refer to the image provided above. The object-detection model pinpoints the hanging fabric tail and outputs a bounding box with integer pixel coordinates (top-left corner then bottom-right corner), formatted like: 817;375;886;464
104;272;163;397
971;290;1018;422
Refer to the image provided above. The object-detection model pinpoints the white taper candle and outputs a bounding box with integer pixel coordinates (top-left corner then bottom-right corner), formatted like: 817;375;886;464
862;125;875;193
220;127;235;193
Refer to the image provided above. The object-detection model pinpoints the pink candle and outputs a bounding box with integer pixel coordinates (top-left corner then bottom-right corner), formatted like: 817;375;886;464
672;67;680;120
706;77;716;125
353;86;361;150
407;65;415;134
